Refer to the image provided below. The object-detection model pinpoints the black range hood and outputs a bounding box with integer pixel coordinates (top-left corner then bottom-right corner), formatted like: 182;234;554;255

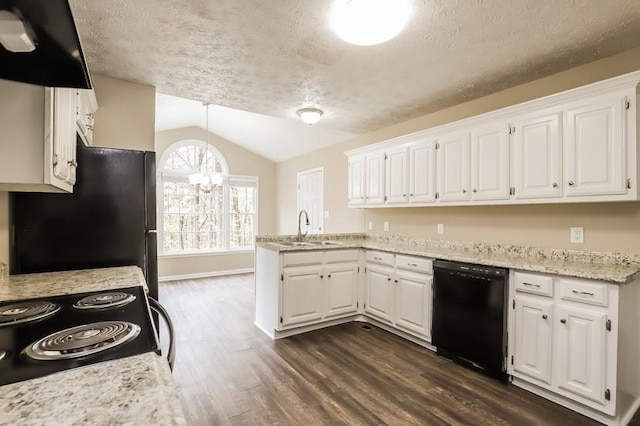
0;0;91;88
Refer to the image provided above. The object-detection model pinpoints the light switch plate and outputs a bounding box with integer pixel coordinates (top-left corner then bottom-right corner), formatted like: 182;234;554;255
437;224;444;235
570;227;584;244
324;210;330;219
368;221;373;231
383;221;390;232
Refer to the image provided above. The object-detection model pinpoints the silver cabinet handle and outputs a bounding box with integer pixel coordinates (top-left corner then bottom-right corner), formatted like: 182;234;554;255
374;256;382;261
410;193;414;197
560;318;567;324
327;274;331;278
572;290;594;296
462;189;467;194
473;189;477;193
407;263;418;267
387;277;391;282
568;180;575;186
552;182;558;188
523;282;540;288
542;314;548;320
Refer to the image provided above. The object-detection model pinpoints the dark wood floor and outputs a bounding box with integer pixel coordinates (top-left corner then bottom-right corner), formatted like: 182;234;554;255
159;274;633;425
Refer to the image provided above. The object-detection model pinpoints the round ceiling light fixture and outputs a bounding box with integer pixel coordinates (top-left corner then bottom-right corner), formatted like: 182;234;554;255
329;0;412;46
297;107;324;125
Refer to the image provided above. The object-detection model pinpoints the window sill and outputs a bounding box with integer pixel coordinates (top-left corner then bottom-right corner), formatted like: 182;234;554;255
158;249;254;259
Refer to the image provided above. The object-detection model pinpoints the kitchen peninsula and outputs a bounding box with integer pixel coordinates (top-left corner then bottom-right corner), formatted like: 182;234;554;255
0;266;186;426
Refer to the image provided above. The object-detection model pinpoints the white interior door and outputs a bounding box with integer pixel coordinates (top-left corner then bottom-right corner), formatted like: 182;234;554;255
297;167;324;235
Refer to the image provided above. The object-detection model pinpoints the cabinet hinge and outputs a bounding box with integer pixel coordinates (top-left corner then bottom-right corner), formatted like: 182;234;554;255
511;355;514;365
625;99;631;110
280;316;283;324
606;319;612;331
508;125;515;135
605;389;611;401
435;192;439;200
384;153;388;160
52;154;58;167
435;142;440;150
512;300;515;309
626;178;632;190
280;273;284;281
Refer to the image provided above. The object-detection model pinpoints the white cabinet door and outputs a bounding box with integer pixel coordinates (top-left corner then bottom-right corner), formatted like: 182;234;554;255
471;123;510;200
49;88;77;185
366;152;386;205
564;93;626;197
365;264;394;323
437;131;471;202
281;265;324;327
555;304;609;407
395;270;432;339
513;112;562;199
325;262;359;318
348;155;366;206
409;139;436;203
385;146;409;205
513;296;554;385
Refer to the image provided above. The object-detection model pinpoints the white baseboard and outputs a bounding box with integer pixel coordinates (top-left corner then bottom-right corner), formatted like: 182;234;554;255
159;268;255;282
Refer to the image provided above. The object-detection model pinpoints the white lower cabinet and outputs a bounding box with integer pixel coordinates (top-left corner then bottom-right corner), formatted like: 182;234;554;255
509;271;622;419
278;250;360;330
365;251;433;340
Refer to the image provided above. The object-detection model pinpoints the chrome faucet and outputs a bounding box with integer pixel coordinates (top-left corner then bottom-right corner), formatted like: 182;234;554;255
297;209;310;241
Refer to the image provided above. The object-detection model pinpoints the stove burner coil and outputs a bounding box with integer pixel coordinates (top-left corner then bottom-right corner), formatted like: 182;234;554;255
73;292;136;310
0;301;60;327
23;321;141;361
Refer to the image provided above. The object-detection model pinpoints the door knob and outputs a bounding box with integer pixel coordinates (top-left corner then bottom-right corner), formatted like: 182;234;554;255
568;181;574;186
552;182;558;188
560;318;567;324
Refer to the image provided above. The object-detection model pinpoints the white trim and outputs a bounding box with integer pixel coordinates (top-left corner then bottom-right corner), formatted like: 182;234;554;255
158;249;254;259
159;267;255;282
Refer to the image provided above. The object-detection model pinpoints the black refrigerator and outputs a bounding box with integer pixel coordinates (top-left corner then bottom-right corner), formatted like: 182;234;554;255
9;142;159;301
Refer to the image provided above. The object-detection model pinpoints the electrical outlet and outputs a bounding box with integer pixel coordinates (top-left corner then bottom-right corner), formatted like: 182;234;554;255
368;221;373;231
437;224;444;235
324;210;330;219
570;227;584;244
383;221;390;232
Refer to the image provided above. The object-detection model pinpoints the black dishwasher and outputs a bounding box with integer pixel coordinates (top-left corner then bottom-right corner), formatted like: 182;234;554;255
432;260;509;382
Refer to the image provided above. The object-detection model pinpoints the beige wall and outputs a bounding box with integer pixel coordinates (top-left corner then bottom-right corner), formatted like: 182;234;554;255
276;47;640;254
92;74;156;151
0;74;155;268
155;126;276;278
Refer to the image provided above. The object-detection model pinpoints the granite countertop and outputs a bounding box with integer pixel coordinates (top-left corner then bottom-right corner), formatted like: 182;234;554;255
0;352;186;426
0;266;186;425
0;266;147;303
256;234;640;284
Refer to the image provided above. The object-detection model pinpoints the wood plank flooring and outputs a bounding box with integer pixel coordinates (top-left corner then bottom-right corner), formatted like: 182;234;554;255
159;274;636;425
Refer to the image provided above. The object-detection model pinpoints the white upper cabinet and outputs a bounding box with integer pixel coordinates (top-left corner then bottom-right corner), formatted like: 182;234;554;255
345;71;640;208
365;152;386;205
470;122;510;201
437;131;471;202
409;139;437;203
512;112;563;199
564;91;627;197
385;146;409;204
76;89;98;146
0;81;78;193
348;155;366;206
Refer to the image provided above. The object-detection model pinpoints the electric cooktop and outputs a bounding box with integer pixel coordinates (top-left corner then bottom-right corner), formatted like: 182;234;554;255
0;286;159;386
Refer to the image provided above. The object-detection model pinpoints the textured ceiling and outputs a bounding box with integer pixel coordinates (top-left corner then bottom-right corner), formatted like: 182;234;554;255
69;0;640;160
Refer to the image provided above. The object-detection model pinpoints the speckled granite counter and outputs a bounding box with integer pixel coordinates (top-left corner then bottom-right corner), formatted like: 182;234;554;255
0;266;186;425
0;266;147;303
0;352;186;426
256;234;640;284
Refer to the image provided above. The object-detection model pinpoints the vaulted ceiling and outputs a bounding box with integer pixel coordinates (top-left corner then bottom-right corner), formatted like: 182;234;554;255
69;0;640;161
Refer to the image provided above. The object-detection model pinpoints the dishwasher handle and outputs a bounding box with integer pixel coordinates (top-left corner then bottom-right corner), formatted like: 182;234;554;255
148;297;176;372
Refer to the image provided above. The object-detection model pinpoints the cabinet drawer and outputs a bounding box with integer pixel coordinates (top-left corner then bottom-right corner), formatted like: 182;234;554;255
365;250;394;266
559;278;608;307
282;252;324;267
513;272;553;297
325;249;359;264
395;255;433;273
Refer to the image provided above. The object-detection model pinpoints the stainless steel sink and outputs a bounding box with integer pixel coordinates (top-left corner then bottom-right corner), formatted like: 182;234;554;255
271;240;344;247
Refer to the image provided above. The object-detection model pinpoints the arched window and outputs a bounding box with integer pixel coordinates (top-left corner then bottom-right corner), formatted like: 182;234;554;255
157;140;257;254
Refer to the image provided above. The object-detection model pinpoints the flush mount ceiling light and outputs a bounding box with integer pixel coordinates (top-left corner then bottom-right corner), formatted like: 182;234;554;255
297;107;324;125
0;10;35;52
329;0;412;46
